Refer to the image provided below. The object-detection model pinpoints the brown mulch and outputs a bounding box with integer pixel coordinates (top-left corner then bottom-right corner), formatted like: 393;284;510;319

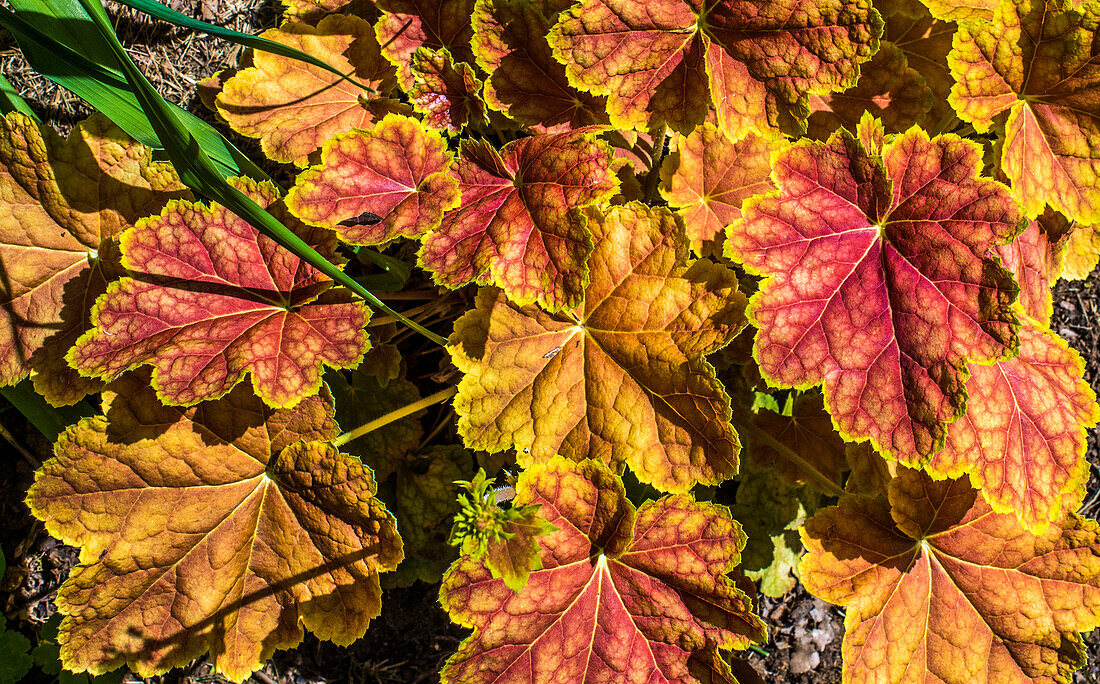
2;1;1100;683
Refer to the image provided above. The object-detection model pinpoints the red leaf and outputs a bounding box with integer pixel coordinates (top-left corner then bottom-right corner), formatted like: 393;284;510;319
441;456;765;683
69;179;371;408
419;128;617;310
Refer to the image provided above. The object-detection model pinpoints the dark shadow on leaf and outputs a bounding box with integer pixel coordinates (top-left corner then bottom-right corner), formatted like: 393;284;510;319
90;546;389;676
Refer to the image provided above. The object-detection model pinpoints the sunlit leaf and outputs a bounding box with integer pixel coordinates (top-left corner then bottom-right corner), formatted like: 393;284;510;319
449;202;747;491
659;123;774;255
1063;221;1100;279
69;178;371;408
917;0;995;21
26;374;402;682
995;211;1072;326
547;0;881;137
217;15;398;166
441;456;766;682
727;123;1022;462
419;128;617;310
927;217;1098;533
0;112;187;405
802;467;1100;684
949;0;1100;225
286;113;459;245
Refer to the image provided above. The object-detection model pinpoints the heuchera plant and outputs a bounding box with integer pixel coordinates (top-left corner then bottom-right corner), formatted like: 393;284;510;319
3;0;1100;681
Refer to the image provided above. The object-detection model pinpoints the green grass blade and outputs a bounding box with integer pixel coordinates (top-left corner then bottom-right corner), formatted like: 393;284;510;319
0;72;39;121
114;0;376;94
73;0;447;346
7;0;120;73
0;381;96;442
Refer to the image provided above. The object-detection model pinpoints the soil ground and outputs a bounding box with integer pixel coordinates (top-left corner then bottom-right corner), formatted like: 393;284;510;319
1;1;1099;682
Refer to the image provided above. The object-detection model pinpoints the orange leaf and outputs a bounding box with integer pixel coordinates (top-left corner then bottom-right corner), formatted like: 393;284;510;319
659;123;774;255
375;0;477;91
802;467;1100;684
217;15;399;166
449;202;747;491
471;0;608;132
949;0;1100;224
928;216;1097;533
0;113;187;405
419;128;617;310
26;374;402;681
69;178;371;408
286;113;459;245
441;456;765;683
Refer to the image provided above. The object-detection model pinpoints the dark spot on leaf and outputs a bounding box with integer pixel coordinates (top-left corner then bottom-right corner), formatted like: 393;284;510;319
338;211;385;227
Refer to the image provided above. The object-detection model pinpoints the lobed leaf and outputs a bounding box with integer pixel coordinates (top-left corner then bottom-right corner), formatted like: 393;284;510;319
408;48;488;134
216;15;399;166
440;456;766;683
69;178;371;408
0;112;187;406
26;374;402;681
659;123;774;255
927;217;1097;533
929;321;1098;533
802;467;1100;684
547;0;881;137
375;0;477;91
727;124;1022;462
471;0;608;132
286;113;459;245
449;202;747;492
949;0;1100;225
418;128;617;310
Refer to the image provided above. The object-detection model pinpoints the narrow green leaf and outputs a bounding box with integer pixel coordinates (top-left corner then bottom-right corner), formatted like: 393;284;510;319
113;0;376;94
0;382;96;442
7;0;119;71
0;72;39;120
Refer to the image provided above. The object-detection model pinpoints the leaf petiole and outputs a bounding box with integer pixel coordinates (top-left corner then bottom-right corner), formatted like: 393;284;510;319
333;386;457;447
642;124;668;203
366;300;437;327
729;414;846;498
